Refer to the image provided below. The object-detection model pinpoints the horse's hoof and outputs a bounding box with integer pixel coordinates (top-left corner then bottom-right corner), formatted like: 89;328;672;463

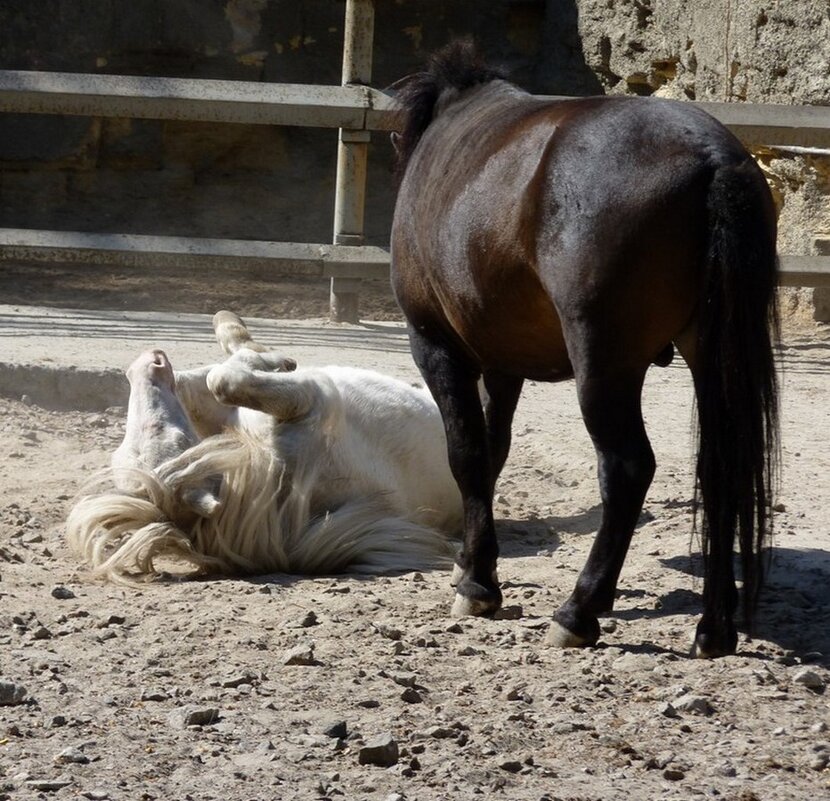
450;578;502;618
450;563;498;588
544;620;597;648
691;628;738;659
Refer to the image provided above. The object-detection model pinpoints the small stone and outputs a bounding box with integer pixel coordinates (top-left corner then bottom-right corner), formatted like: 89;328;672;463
96;615;126;629
357;699;380;709
25;780;72;792
663;768;685;781
168;706;219;728
0;681;27;706
600;619;618;633
283;643;316;666
139;688;170;702
792;668;826;691
296;611;319;628
658;702;679;718
772;502;787;513
319;719;348;739
809;753;830;771
50;586;75;600
358;733;399;767
20;394;33;406
401;688;423;704
373;623;402;641
674;694;713;715
221;671;257;688
499;759;523;773
32;626;52;641
411;572;425;582
494;605;523;621
47;715;67;728
424;725;456;739
811;722;828;734
457;646;480;656
54;745;90;765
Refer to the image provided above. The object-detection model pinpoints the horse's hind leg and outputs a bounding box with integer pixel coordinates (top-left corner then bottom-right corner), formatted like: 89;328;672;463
547;367;655;648
408;328;503;616
448;370;524;587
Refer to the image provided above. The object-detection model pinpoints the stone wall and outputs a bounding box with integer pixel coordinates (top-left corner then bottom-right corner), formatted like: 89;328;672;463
0;0;827;311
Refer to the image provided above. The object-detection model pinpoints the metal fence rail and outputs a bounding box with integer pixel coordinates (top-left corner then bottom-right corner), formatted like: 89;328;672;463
0;0;828;317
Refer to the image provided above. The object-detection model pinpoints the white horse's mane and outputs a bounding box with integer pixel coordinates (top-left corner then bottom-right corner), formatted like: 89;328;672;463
67;429;454;585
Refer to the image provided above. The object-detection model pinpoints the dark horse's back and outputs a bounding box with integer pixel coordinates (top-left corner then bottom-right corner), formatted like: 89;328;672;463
391;42;778;658
393;83;772;382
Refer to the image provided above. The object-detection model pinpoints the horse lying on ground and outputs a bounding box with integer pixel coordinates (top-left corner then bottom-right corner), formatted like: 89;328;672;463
390;41;779;657
67;312;462;583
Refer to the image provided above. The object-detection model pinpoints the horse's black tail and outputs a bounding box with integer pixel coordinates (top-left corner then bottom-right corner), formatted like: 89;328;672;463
393;39;504;177
694;158;780;650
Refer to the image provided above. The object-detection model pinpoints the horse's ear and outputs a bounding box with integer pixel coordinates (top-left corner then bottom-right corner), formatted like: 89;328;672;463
390;131;402;154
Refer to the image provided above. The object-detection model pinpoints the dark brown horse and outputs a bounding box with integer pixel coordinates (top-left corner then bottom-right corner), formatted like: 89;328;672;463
390;42;779;658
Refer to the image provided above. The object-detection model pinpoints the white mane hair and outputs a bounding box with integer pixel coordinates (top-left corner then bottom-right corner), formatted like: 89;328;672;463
66;429;455;586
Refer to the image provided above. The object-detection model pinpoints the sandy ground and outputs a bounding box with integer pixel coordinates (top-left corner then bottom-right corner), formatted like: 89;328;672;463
1;278;830;801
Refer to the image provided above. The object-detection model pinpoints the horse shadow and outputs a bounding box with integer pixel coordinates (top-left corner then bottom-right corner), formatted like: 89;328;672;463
658;547;830;665
495;508;830;664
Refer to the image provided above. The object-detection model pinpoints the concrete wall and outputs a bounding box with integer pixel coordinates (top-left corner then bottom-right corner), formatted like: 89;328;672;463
0;0;827;309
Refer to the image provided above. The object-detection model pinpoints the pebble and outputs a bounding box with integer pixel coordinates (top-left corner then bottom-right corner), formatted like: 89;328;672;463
358;733;399;767
373;623;402;641
168;706;220;728
810;753;830;771
674;694;713;715
282;643;316;666
140;688;170;702
54;745;90;765
792;668;826;691
494;605;523;621
499;759;523;773
25;780;72;792
457;646;480;656
295;611;319;628
601;619;618;633
96;615;126;629
658;702;679;718
663;768;685;781
0;681;27;706
221;671;257;688
31;626;52;641
401;688;423;704
319;719;348;739
50;586;75;600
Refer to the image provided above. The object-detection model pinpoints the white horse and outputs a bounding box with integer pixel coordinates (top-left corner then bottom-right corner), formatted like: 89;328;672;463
67;312;462;584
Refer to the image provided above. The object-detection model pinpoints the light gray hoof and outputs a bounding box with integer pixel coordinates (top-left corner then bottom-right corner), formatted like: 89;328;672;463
451;592;498;618
544;620;595;649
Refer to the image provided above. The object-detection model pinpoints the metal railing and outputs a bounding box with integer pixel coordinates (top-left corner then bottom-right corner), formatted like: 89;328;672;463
0;0;828;321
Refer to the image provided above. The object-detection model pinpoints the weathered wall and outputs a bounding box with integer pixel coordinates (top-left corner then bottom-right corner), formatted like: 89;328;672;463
0;0;827;308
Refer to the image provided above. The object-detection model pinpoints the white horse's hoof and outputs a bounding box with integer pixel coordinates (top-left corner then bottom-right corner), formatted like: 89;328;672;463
544;620;594;648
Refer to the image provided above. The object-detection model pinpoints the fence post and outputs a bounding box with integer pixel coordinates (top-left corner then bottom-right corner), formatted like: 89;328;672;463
330;0;375;323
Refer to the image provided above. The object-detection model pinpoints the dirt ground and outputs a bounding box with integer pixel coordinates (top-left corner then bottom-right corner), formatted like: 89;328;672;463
1;270;830;801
